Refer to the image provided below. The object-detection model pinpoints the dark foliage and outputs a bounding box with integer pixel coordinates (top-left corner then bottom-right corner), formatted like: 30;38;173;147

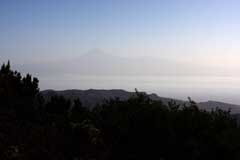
1;62;240;160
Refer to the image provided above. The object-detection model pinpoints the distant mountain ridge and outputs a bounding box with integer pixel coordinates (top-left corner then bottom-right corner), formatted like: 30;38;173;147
198;101;240;113
40;89;240;113
16;49;213;77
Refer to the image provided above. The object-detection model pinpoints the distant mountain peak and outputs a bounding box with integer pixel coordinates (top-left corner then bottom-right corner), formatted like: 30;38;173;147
79;49;119;61
85;48;108;56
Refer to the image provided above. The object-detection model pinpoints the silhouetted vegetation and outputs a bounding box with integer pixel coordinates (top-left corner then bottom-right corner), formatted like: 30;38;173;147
1;62;240;160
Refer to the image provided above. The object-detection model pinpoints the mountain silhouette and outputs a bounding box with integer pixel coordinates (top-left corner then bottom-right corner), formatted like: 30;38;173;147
41;89;240;113
16;49;211;77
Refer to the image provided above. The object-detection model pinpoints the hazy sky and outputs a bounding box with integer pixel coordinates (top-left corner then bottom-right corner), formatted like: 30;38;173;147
1;0;240;103
1;0;240;62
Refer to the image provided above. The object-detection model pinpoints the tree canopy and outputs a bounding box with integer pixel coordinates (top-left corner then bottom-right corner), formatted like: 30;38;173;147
1;61;240;160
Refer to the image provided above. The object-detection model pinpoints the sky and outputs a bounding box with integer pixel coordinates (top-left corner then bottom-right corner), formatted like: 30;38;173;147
1;0;240;62
1;0;240;103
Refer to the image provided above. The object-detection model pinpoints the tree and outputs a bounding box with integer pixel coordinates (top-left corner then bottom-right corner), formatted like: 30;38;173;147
45;96;71;126
70;99;90;123
0;61;39;120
